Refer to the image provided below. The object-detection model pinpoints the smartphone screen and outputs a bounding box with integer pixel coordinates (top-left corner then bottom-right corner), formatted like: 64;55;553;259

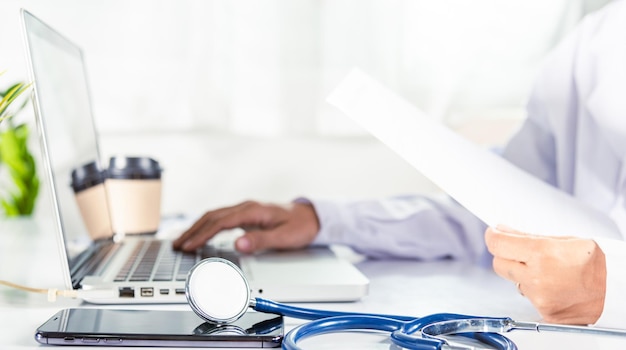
35;308;283;348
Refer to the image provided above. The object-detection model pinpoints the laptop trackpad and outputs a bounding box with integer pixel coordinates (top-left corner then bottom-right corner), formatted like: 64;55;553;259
242;247;369;302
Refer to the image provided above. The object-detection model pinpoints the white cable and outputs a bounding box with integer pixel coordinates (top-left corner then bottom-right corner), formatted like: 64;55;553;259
0;280;113;301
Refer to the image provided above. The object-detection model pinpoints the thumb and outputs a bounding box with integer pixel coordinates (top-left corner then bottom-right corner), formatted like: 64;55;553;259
234;230;280;253
234;233;255;253
235;225;312;253
494;224;532;237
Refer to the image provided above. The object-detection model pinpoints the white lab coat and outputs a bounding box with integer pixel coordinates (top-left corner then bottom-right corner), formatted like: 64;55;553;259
310;0;626;328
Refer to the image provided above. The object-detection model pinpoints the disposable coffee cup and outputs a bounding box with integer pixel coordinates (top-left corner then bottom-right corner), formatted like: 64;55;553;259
106;156;162;235
71;161;114;240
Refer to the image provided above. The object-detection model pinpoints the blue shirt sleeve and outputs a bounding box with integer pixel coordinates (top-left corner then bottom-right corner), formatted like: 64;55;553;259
300;194;489;263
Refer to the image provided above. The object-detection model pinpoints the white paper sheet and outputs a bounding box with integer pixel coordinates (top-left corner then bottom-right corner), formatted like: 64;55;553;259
327;68;620;239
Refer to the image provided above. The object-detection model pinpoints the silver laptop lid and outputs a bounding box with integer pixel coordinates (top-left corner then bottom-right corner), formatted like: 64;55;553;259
21;9;113;289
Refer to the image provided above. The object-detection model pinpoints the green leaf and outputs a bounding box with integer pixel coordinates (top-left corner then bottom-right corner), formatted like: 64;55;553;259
0;76;38;216
23;176;40;214
0;83;24;115
0;128;28;177
0;123;39;216
0;82;31;119
1;196;20;217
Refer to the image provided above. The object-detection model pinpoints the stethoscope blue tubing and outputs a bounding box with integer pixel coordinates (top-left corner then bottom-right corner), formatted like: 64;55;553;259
253;298;517;350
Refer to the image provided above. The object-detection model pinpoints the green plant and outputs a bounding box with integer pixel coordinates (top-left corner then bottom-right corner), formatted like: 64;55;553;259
0;71;39;216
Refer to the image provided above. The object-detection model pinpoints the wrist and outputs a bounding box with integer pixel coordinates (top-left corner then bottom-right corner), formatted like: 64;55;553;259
292;201;320;240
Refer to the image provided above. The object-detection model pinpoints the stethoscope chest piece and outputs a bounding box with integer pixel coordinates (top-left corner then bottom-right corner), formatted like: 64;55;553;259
185;258;251;324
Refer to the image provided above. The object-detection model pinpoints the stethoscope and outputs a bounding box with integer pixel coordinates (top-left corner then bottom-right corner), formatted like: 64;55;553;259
185;258;626;350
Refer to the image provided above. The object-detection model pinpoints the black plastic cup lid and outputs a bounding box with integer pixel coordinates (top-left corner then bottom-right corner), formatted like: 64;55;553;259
107;156;162;180
71;160;107;192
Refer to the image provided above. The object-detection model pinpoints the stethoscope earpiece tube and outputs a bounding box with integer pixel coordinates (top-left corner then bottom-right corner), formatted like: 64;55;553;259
254;298;516;349
466;333;518;350
282;315;407;350
391;314;516;350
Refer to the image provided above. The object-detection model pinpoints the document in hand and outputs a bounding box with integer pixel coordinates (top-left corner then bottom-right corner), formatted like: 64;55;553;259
327;68;620;239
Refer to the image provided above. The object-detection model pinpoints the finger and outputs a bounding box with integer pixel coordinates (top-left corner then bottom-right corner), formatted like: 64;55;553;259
173;209;229;249
491;256;528;283
173;202;254;249
235;231;276;253
180;203;276;251
172;210;222;248
496;224;575;240
485;226;541;263
178;214;245;251
494;224;530;235
236;224;309;253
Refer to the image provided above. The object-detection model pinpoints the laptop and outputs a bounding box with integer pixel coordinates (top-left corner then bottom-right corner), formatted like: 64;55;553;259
20;9;369;304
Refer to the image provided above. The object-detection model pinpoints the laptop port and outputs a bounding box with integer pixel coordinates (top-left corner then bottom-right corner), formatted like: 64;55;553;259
140;287;154;297
159;289;169;295
118;287;135;298
175;288;186;295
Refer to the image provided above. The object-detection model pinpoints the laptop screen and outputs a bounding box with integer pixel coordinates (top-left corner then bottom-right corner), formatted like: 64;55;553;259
22;10;112;278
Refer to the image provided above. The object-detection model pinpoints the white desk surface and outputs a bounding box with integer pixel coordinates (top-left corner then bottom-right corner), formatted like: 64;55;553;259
2;217;626;349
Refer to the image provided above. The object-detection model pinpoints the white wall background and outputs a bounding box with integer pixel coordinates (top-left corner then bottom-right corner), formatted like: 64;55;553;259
0;0;612;218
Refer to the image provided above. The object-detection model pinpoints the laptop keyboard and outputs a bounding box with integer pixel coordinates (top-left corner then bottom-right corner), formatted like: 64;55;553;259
114;240;241;283
114;240;198;282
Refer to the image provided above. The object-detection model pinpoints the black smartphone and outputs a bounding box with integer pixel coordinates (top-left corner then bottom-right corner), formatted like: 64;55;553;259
35;308;283;348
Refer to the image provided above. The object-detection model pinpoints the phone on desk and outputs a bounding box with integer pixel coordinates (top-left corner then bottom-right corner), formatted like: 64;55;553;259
35;308;283;347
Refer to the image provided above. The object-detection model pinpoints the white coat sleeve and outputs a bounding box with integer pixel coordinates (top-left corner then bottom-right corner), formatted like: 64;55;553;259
301;194;488;262
508;9;626;329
